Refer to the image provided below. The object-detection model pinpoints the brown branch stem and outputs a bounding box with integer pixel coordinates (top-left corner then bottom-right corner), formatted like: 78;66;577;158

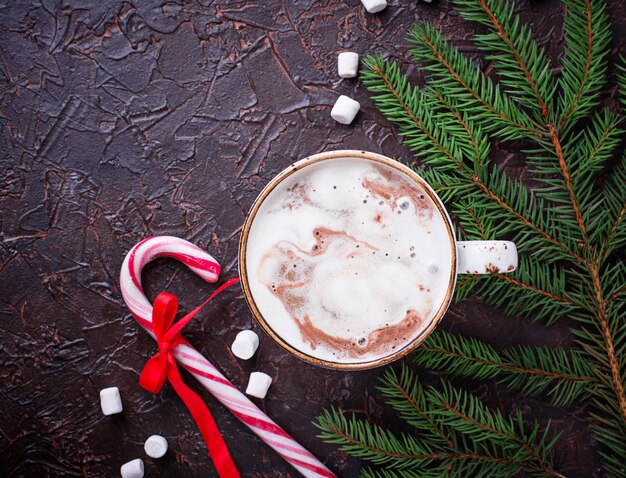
589;262;626;425
457;274;480;288
584;121;611;170
548;123;589;241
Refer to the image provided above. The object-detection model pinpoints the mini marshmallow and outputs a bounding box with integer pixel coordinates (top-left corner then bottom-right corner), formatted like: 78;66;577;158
231;330;260;360
331;95;360;125
120;458;144;478
100;387;123;416
361;0;387;13
338;52;359;78
144;435;168;458
246;372;273;399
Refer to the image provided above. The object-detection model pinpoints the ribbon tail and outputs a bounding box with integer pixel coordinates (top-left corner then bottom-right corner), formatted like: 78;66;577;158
167;364;241;478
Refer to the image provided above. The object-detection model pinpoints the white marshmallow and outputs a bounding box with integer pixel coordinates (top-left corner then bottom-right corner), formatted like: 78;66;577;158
331;95;360;125
246;372;273;399
144;435;168;458
100;387;123;416
361;0;387;13
120;458;144;478
232;330;260;360
338;52;359;78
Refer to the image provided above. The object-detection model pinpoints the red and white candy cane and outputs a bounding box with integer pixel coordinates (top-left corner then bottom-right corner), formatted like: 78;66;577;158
120;236;335;478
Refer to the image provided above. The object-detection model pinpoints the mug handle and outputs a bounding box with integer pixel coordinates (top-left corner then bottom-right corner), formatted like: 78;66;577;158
456;241;518;274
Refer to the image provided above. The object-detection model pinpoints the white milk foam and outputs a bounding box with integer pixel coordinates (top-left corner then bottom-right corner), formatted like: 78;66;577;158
245;157;453;364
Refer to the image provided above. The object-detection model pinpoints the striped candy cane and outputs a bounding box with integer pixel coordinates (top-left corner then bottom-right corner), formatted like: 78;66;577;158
120;236;335;478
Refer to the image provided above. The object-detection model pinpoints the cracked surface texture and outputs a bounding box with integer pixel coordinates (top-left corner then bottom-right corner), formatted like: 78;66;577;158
1;0;624;476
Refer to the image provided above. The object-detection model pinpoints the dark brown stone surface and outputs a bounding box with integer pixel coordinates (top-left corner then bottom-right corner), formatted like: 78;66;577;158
1;1;623;477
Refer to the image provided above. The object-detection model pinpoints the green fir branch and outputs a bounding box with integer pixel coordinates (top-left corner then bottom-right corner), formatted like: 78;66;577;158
452;199;494;241
377;366;454;446
454;273;481;302
530;110;622;220
415;332;595;407
361;468;440;478
584;356;626;477
558;0;612;127
360;469;418;478
469;255;578;324
453;0;556;119
569;112;623;221
315;407;431;470
470;167;580;261
407;22;542;140
426;381;559;458
361;55;484;173
316;373;565;477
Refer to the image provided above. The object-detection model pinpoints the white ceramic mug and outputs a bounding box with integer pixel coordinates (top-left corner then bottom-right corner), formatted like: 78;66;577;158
239;150;518;369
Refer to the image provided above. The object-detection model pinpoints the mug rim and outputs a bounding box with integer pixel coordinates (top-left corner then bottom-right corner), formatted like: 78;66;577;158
238;150;457;370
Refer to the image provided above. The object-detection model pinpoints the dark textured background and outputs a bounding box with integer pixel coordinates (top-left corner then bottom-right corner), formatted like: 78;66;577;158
1;1;624;477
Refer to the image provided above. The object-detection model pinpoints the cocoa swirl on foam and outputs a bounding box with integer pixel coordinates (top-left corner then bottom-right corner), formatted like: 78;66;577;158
364;165;435;221
259;228;430;358
245;157;453;364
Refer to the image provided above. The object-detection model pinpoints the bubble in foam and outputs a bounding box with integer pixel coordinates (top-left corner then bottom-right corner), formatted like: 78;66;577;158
398;197;410;210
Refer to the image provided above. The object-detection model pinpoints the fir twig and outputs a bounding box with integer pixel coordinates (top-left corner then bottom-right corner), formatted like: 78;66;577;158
465;255;579;325
377;366;454;447
407;23;543;139
316;371;565;477
453;0;555;118
559;0;611;128
415;332;596;407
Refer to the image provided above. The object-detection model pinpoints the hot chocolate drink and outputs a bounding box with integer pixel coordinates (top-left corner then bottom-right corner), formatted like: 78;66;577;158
243;156;454;365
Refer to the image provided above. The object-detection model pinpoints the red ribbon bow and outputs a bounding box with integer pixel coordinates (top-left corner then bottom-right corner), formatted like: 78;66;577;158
140;278;241;478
